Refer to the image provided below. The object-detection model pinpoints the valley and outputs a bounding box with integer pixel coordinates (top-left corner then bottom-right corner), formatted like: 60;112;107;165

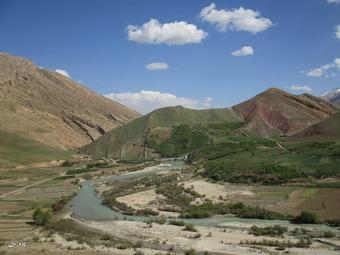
1;156;340;255
1;53;340;255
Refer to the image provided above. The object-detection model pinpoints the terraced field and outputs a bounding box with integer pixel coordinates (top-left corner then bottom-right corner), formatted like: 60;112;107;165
0;166;78;243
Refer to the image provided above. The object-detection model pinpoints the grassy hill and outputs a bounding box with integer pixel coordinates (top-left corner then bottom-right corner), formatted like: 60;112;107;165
81;106;243;159
292;112;340;139
193;136;340;185
0;131;71;167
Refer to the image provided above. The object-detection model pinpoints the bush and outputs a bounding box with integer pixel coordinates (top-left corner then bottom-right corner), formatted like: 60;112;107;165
292;211;321;224
242;238;312;248
249;225;287;237
51;197;69;212
183;223;197;232
185;248;197;255
62;160;74;167
323;231;335;238
33;208;52;226
168;220;186;226
327;219;340;227
154;216;166;225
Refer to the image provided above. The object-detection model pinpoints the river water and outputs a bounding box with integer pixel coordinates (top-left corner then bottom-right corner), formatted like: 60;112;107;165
67;159;339;231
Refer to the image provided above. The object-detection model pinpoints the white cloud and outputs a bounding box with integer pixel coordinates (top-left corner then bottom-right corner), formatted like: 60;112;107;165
146;62;169;71
305;58;340;77
203;97;214;107
105;90;213;114
200;3;273;34
231;46;254;56
55;69;71;78
327;0;340;4
306;68;324;77
290;85;312;92
336;25;340;39
127;19;207;45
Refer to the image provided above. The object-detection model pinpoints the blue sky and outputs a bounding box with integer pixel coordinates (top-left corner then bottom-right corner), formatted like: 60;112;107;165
0;0;339;113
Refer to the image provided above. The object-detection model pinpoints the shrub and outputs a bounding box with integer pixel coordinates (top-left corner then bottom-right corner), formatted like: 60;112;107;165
33;208;51;226
62;160;74;167
292;211;321;224
327;219;340;227
323;231;335;238
168;220;186;226
185;248;197;255
242;238;312;248
183;223;197;232
136;208;159;216
51;197;68;212
249;225;287;237
154;216;166;225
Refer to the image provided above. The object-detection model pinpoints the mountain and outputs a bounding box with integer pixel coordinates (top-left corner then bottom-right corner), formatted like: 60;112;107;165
321;88;340;106
82;87;339;159
292;112;340;139
81;106;243;159
232;88;338;137
0;53;140;150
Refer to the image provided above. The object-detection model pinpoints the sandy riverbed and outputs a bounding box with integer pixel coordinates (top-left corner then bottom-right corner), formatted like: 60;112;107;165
71;217;340;255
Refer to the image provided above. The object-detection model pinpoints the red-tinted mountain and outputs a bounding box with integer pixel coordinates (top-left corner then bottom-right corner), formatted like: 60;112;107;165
232;88;338;137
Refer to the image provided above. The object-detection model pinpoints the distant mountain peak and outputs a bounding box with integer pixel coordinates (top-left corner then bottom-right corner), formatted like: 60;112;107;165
233;88;337;137
321;88;340;105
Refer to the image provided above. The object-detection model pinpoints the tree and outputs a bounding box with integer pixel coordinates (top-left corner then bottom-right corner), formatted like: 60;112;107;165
33;208;52;226
292;211;321;224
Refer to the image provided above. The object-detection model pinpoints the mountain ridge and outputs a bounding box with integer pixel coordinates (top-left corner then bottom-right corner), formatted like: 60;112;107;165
82;87;338;159
0;52;140;150
81;106;243;159
232;87;337;137
321;88;340;107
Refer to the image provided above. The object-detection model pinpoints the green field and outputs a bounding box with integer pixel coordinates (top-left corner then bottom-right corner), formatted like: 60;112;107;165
0;131;71;167
146;121;340;184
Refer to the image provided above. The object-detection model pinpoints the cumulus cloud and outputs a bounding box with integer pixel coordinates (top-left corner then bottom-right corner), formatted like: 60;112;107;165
105;90;213;114
146;62;169;71
290;85;312;92
335;25;340;39
231;46;254;56
327;0;340;4
305;58;340;77
55;69;71;78
127;19;207;45
200;3;273;34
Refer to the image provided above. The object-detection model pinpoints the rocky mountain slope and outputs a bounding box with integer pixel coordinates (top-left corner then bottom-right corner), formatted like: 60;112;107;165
0;53;140;150
81;106;242;159
321;88;340;107
232;88;337;137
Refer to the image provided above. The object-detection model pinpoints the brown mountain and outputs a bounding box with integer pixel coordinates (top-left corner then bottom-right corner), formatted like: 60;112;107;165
0;52;140;150
292;112;340;139
232;88;338;137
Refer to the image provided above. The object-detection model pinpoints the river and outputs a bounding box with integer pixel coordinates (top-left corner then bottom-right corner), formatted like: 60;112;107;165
67;159;339;232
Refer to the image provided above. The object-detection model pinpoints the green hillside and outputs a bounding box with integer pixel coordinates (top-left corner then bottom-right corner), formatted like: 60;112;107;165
81;106;243;159
193;137;340;185
0;131;71;167
292;112;340;140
